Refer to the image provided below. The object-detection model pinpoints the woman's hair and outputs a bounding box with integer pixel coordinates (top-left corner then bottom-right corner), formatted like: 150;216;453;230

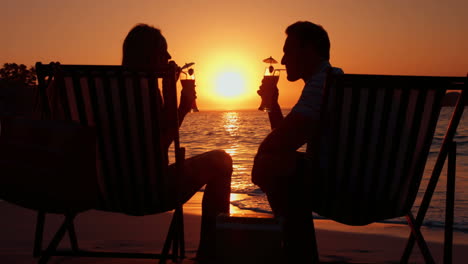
122;24;166;71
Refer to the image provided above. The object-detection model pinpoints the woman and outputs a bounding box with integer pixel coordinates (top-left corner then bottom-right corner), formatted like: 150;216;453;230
122;24;232;262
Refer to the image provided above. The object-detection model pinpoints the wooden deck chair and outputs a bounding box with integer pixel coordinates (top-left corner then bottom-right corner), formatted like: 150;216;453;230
306;73;467;263
29;62;186;264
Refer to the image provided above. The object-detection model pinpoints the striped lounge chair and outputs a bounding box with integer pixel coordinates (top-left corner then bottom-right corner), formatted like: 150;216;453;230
306;73;467;263
30;62;185;264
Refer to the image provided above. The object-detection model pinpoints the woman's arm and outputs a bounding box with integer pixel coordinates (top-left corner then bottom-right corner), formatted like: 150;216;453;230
161;77;196;151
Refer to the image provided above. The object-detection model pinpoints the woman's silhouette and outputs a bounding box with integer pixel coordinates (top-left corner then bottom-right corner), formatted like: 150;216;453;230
122;24;232;262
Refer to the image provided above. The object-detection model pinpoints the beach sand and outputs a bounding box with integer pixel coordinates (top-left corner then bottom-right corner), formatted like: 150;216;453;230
1;192;468;263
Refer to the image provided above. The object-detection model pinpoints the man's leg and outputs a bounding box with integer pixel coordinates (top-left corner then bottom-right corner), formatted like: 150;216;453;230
282;153;317;263
261;153;316;263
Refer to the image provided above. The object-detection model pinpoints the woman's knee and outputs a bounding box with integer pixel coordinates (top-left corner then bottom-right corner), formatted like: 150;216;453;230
207;149;233;175
215;149;233;165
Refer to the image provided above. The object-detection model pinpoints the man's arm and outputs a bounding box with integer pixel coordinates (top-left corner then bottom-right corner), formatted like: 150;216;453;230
267;102;284;130
252;111;319;190
259;111;317;154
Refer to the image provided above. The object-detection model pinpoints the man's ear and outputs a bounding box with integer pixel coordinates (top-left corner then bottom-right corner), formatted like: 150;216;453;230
300;47;318;71
304;46;320;61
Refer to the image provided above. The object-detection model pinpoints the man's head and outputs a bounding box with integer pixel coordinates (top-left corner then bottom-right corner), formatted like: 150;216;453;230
122;24;172;71
281;21;330;82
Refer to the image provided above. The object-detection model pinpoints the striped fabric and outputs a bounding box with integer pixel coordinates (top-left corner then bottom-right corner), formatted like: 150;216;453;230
310;74;460;225
44;65;177;216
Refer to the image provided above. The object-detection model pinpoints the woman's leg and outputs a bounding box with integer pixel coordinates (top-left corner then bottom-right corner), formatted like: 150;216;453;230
169;149;232;260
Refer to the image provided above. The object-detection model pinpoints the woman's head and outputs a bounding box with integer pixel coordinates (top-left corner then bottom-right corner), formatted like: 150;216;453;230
122;24;172;71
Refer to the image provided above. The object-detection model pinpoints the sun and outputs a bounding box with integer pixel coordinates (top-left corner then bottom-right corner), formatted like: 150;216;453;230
199;52;259;110
214;71;246;98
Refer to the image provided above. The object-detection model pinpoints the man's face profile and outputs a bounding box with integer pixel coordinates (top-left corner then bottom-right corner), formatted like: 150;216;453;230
281;36;303;82
281;35;322;82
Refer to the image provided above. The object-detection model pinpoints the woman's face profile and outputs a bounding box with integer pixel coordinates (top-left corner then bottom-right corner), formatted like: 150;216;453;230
154;38;172;68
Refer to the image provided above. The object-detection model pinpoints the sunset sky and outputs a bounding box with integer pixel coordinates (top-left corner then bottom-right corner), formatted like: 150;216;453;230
2;0;467;110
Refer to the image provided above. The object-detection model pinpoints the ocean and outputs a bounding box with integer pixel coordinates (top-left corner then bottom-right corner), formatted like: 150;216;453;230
176;107;468;233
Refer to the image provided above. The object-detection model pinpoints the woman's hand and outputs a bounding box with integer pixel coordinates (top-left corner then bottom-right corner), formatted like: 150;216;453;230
169;60;182;81
179;86;196;115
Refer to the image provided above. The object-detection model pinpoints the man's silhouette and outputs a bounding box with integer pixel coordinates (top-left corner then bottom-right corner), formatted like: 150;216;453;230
252;21;343;262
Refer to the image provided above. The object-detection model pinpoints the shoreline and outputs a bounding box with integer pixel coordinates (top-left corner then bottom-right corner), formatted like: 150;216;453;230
228;193;468;243
231;193;468;239
1;192;468;263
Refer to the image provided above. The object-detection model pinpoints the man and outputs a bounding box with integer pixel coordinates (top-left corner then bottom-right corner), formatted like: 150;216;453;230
252;21;343;262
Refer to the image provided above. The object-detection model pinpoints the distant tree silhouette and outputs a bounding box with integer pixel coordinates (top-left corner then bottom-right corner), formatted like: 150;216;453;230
0;63;36;87
0;63;37;116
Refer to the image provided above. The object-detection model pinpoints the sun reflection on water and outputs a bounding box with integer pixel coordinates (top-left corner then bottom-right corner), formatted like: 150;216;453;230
223;111;239;137
222;111;253;196
223;112;239;157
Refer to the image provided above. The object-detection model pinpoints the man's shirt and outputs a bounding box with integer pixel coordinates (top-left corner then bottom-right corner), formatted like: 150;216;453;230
291;61;343;169
291;61;344;120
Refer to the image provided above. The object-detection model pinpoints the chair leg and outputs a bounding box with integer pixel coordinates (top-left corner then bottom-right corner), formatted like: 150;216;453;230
33;211;46;258
66;214;79;252
172;225;179;263
160;209;179;264
171;206;185;262
38;214;76;264
401;147;452;262
310;217;319;264
405;213;435;264
444;141;456;264
402;141;457;264
178;207;185;259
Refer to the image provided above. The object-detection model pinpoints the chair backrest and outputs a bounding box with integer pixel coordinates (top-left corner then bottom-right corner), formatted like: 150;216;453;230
35;62;180;216
310;74;465;225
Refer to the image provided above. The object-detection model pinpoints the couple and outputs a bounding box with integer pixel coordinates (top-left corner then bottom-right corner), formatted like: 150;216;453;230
123;21;343;263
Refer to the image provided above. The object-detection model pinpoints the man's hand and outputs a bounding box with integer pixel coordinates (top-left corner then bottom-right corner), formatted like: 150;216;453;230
257;76;279;106
257;76;283;129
